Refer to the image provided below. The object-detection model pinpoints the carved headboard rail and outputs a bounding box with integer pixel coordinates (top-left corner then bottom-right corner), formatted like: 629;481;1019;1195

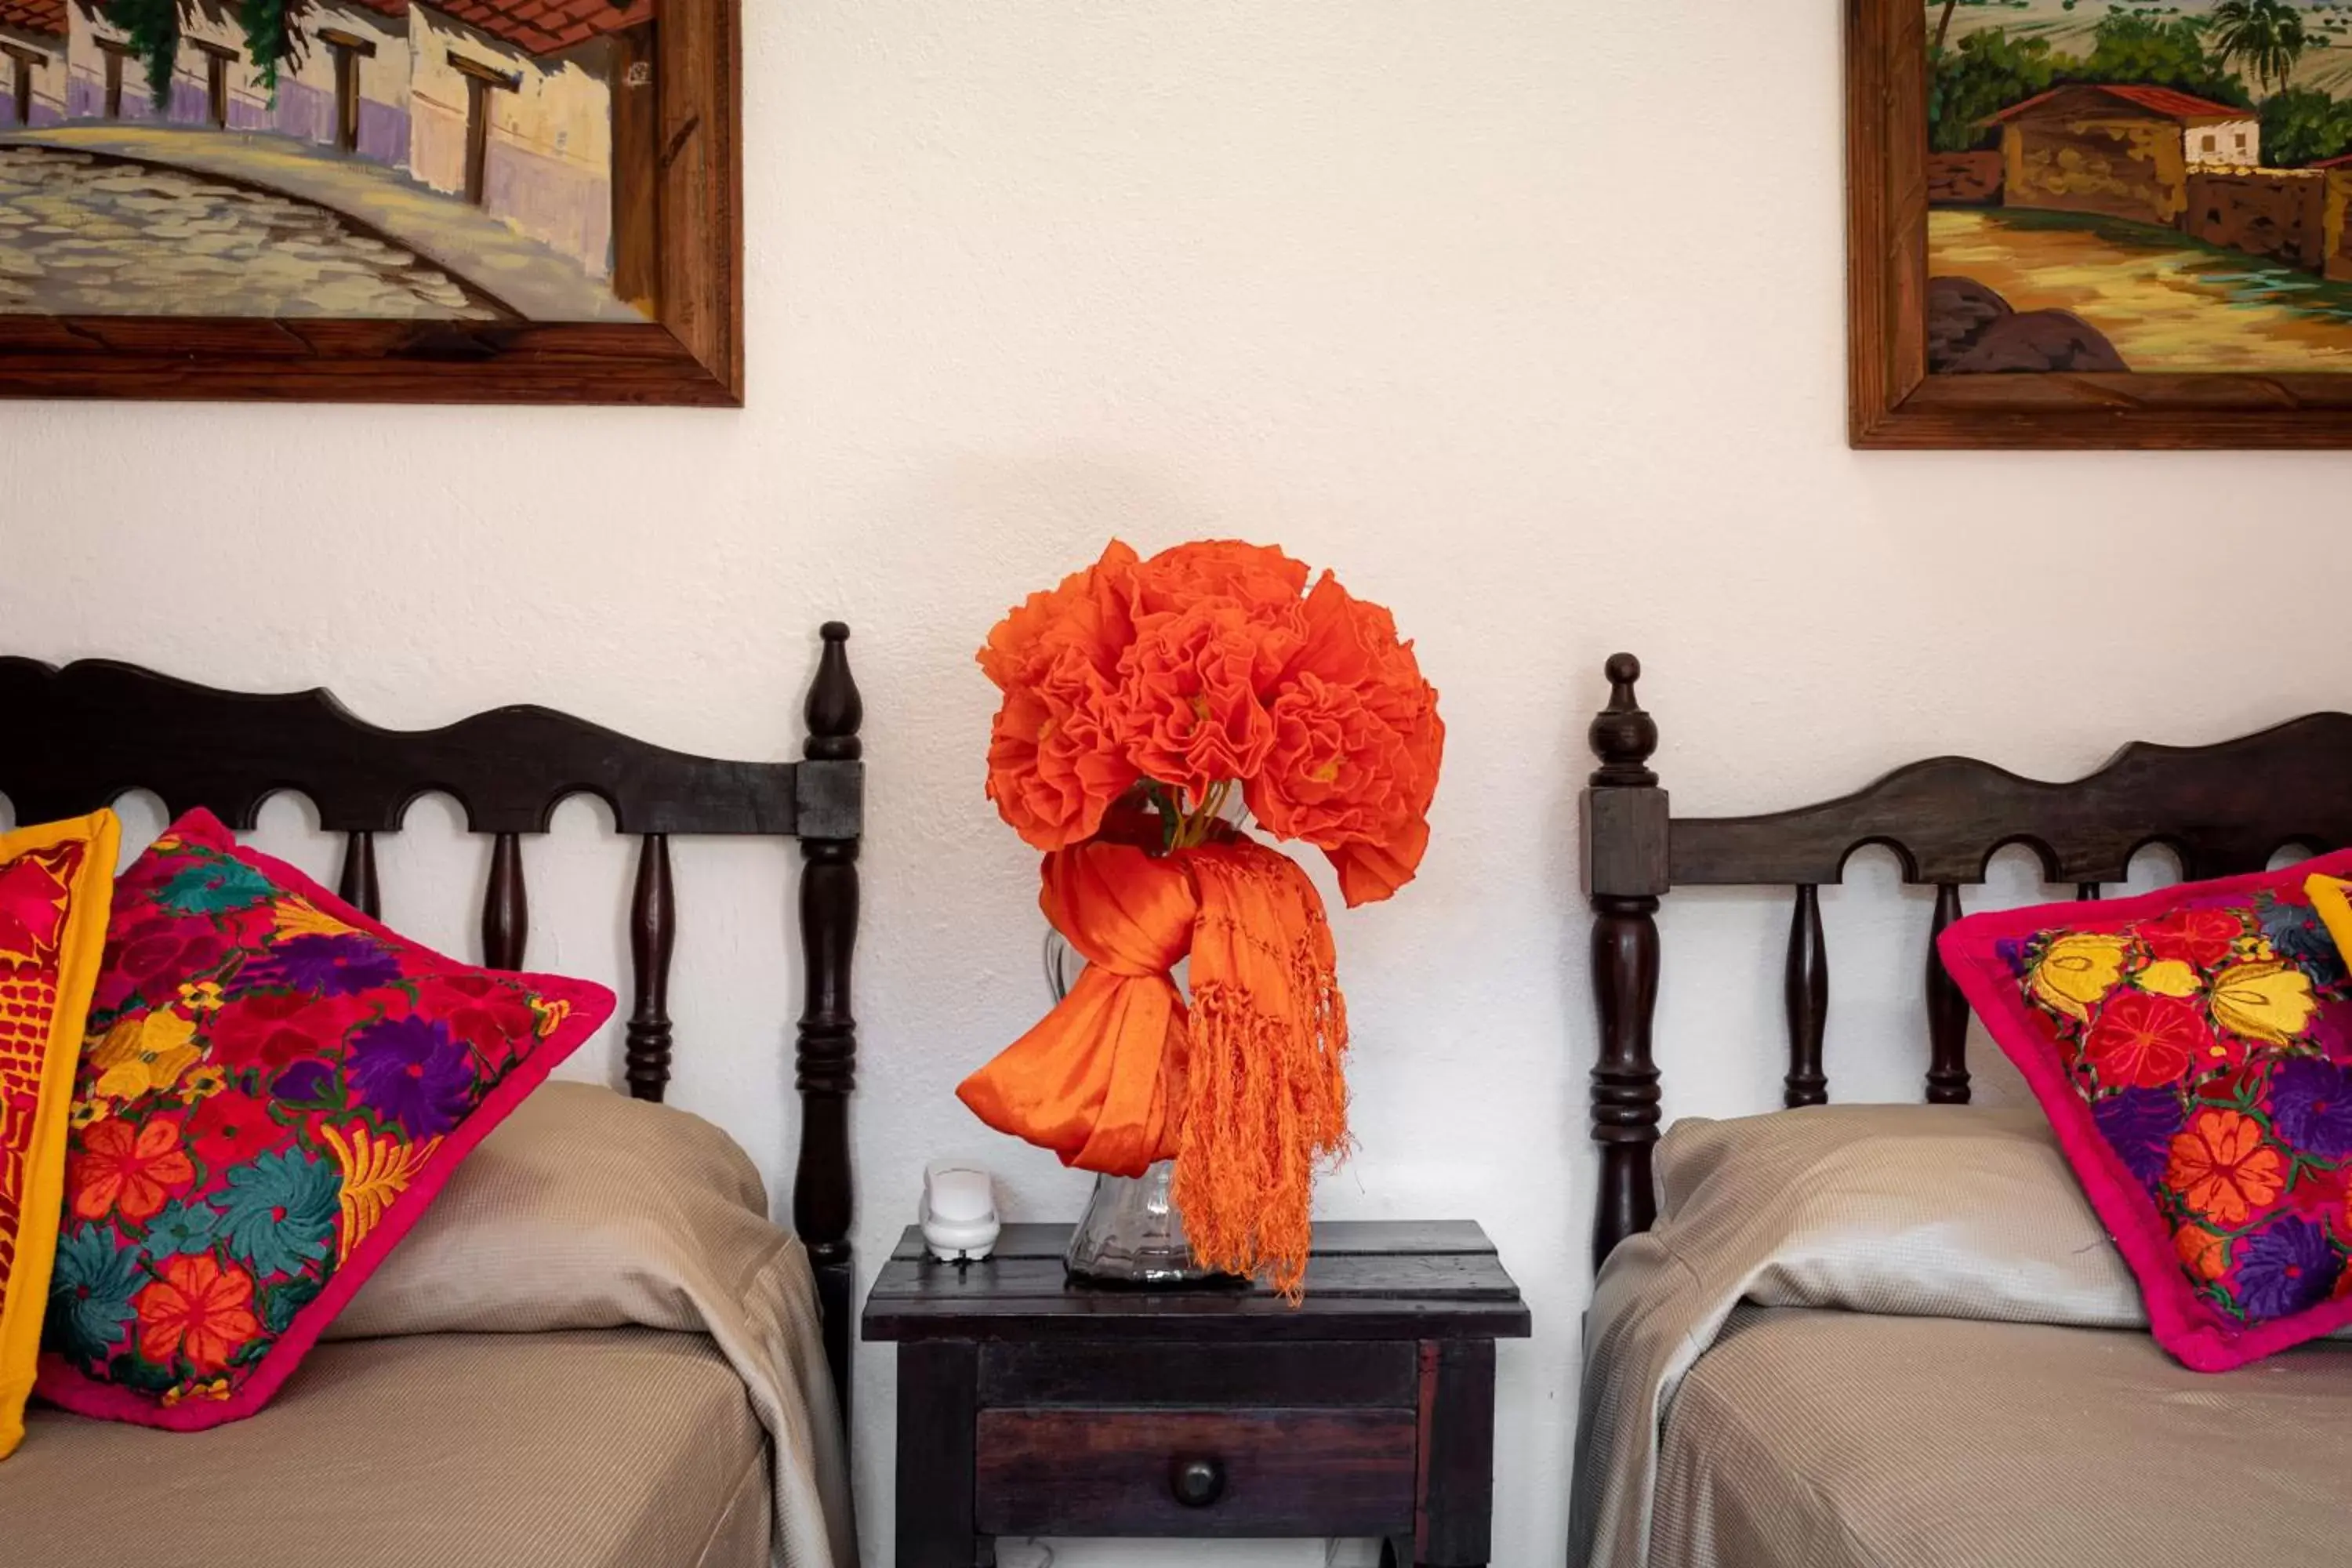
1580;652;2352;1272
0;628;866;1417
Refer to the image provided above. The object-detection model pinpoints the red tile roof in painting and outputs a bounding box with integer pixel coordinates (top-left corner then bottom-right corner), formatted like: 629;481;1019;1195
0;0;67;40
1980;84;2249;126
429;0;655;56
324;1;652;56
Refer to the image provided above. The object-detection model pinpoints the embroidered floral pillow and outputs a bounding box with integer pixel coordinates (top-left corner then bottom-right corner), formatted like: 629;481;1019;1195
36;810;613;1429
1939;853;2352;1371
0;811;118;1459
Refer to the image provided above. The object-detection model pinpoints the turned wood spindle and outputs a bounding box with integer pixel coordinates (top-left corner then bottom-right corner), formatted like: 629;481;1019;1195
338;830;382;921
626;833;676;1102
483;832;528;971
2078;882;2101;902
1784;885;1829;1108
1925;883;1971;1104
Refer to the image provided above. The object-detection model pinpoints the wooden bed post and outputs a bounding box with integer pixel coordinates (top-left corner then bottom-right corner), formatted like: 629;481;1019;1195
794;623;865;1427
1582;655;1668;1273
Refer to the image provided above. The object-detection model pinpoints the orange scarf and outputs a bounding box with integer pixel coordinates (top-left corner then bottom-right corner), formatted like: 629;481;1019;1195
957;835;1348;1296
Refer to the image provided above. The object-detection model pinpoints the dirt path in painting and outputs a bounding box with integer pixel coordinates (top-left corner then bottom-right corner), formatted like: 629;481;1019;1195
1931;209;2352;372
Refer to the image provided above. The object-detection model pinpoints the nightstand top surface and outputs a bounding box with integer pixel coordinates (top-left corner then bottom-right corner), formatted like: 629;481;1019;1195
861;1220;1532;1343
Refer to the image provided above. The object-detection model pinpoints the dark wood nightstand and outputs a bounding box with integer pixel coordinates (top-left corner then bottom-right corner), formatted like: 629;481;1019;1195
862;1220;1531;1567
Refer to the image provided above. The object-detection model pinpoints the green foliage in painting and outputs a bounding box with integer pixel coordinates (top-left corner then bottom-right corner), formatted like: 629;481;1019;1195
107;0;183;109
2259;85;2352;164
2075;15;2254;107
238;0;311;96
2212;0;2309;96
1929;31;2058;152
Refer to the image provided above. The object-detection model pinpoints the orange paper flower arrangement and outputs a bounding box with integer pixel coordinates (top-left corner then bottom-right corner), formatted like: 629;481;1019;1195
960;540;1443;1294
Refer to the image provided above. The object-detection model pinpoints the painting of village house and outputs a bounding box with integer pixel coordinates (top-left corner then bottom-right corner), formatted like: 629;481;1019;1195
0;0;659;321
1929;0;2352;372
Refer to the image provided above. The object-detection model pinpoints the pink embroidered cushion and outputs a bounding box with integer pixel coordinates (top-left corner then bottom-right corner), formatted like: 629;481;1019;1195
1939;855;2352;1371
35;810;614;1428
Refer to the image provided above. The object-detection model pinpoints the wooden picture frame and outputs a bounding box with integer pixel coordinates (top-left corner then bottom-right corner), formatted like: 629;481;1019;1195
0;0;741;406
1850;0;2352;448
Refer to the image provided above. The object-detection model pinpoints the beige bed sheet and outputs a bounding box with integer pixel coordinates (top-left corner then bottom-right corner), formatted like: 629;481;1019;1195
1650;1306;2352;1568
4;1326;773;1568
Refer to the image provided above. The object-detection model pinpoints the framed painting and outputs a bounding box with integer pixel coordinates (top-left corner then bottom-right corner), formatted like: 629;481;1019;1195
0;0;739;403
1853;0;2352;446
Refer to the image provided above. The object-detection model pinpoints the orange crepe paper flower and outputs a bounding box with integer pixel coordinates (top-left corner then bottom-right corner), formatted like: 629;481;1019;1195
968;541;1440;1296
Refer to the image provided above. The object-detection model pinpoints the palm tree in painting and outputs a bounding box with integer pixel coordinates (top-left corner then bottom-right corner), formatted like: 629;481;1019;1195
2212;0;2308;96
1934;0;1959;52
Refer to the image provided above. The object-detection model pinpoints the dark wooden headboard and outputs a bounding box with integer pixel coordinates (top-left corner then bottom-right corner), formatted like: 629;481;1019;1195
1580;652;2352;1273
0;626;866;1417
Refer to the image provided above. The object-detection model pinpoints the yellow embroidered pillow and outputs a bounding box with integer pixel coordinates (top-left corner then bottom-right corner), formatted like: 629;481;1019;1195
0;811;118;1458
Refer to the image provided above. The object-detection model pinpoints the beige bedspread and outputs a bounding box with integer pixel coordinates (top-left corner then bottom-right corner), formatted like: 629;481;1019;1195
6;1327;774;1568
1571;1104;2352;1568
1650;1307;2352;1568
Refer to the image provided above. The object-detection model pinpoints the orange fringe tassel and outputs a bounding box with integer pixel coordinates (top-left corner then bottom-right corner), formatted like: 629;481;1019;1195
956;836;1351;1299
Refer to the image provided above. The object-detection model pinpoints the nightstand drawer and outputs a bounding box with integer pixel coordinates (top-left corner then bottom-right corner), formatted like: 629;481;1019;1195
978;1341;1417;1407
973;1407;1417;1537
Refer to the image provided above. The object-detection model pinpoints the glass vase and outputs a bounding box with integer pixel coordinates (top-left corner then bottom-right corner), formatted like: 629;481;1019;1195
1064;1159;1236;1285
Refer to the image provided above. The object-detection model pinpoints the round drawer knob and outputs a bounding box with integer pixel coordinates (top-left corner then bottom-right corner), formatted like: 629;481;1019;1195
1170;1457;1226;1508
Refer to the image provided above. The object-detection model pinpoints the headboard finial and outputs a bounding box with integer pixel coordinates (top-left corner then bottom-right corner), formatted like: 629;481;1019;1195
1590;652;1658;789
805;623;864;762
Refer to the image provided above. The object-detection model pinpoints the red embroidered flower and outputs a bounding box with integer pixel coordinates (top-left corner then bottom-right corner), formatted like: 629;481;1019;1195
208;990;369;1073
69;1116;196;1224
436;975;543;1059
2085;991;2208;1090
185;1091;289;1172
2139;908;2244;971
134;1254;260;1374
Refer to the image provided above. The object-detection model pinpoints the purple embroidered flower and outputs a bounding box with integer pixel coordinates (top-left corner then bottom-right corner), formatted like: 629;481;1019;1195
2092;1087;2185;1189
347;1018;475;1138
256;934;401;997
2233;1216;2344;1321
2270;1057;2352;1160
1996;937;2033;980
270;1060;336;1105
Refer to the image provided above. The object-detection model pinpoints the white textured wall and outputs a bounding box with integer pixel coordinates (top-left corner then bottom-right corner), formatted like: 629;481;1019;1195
8;4;2352;1564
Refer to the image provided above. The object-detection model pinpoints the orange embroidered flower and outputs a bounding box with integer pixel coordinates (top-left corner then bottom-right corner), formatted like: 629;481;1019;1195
2083;991;2207;1090
2166;1109;2285;1226
2175;1222;2229;1282
69;1115;196;1224
134;1254;260;1374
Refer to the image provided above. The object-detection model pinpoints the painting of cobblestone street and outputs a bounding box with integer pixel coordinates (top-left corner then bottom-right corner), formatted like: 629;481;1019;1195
0;0;659;320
